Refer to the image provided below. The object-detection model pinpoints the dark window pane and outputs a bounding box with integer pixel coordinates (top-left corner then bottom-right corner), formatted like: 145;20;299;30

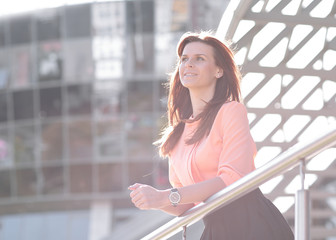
64;39;94;81
126;1;154;34
127;34;154;74
65;4;91;39
0;21;7;47
96;117;125;158
11;45;33;87
37;41;63;82
127;81;153;112
13;89;34;121
16;168;37;196
9;15;32;45
14;124;36;163
93;81;125;116
0;49;11;89
68;120;93;161
70;164;92;193
0;127;11;167
39;86;62;118
126;114;154;158
40;121;63;161
0;170;11;198
42;166;64;195
128;162;154;186
66;84;92;116
0;92;8;122
36;9;61;41
97;163;122;192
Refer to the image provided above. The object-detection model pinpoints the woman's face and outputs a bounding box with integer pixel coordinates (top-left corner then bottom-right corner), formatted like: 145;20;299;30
179;41;222;94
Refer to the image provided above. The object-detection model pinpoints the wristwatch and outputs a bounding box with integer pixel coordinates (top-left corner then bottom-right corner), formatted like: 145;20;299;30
169;188;181;207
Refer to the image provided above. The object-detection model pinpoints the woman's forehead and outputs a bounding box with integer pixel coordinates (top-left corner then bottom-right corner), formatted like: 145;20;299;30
181;41;214;56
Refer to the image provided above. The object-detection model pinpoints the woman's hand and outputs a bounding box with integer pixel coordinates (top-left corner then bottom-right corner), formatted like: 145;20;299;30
128;183;169;210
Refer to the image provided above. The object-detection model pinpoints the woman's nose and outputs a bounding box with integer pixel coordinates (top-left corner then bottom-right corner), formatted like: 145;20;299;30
185;58;194;67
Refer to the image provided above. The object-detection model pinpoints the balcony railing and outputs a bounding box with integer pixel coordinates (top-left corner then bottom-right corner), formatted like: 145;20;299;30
142;124;336;240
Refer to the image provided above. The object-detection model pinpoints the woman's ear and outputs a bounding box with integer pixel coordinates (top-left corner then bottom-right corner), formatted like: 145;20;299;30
216;68;224;78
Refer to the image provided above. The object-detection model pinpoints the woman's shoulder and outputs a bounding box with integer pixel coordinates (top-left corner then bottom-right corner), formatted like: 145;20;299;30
217;101;247;116
213;101;248;128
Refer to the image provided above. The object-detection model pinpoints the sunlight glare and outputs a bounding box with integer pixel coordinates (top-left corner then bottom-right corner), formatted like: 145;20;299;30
273;196;295;213
307;148;336;171
260;175;284;194
285;174;318;194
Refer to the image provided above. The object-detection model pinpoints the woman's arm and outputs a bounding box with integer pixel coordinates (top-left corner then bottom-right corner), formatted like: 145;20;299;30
129;176;226;216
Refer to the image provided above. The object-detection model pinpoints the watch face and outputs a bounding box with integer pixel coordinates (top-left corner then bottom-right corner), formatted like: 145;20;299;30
170;192;180;204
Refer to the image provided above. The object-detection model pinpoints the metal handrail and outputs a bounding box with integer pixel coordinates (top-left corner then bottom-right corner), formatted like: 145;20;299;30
142;124;336;240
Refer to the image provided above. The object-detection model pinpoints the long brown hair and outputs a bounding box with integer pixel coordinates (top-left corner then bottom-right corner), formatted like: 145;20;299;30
157;31;242;157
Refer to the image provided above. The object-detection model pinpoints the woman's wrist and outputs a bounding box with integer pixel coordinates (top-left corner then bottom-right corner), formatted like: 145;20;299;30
159;189;173;208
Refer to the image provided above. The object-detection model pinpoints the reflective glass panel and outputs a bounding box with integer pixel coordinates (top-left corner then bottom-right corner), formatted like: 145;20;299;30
40;121;63;162
93;81;125;117
0;92;8;122
13;89;34;121
13;124;36;163
127;34;154;74
67;120;93;161
0;49;10;89
65;4;91;39
97;163;123;192
92;1;126;37
96;117;125;158
0;170;11;198
69;164;92;193
126;1;154;34
36;9;61;42
9;15;32;45
93;37;124;79
155;0;188;33
39;86;62;118
41;166;64;195
10;45;32;88
16;168;37;196
154;33;179;76
127;81;153;112
0;127;12;168
126;114;154;158
64;39;94;82
0;21;6;47
66;84;92;116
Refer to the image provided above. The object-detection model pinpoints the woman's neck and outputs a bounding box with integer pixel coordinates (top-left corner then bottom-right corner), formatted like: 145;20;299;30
189;89;214;117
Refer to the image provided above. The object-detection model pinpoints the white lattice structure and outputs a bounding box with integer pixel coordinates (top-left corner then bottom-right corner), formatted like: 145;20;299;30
217;0;336;238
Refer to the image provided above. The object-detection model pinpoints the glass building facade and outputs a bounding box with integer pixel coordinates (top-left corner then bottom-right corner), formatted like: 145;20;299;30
0;1;228;239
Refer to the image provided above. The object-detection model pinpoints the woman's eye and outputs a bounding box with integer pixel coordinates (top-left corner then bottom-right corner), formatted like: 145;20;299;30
197;57;204;61
181;57;188;62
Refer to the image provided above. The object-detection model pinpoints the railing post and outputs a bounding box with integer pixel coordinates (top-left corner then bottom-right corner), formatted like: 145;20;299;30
182;226;187;240
295;159;311;240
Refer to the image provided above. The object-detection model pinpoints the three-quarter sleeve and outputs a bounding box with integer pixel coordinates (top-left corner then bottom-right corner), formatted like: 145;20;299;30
217;102;256;186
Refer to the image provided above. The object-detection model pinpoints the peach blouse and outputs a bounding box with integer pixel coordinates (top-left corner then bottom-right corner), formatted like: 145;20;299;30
169;101;257;188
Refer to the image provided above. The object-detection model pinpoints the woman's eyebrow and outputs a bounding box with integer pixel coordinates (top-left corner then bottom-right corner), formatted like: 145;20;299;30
181;53;207;57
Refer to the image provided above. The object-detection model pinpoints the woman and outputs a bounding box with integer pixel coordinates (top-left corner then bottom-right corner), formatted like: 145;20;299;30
129;31;294;239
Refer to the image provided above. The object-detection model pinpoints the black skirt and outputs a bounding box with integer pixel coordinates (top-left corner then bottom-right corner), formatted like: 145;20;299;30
200;188;294;240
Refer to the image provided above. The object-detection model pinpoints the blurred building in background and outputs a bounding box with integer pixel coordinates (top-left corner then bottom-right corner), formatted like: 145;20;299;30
1;0;336;239
0;0;229;239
